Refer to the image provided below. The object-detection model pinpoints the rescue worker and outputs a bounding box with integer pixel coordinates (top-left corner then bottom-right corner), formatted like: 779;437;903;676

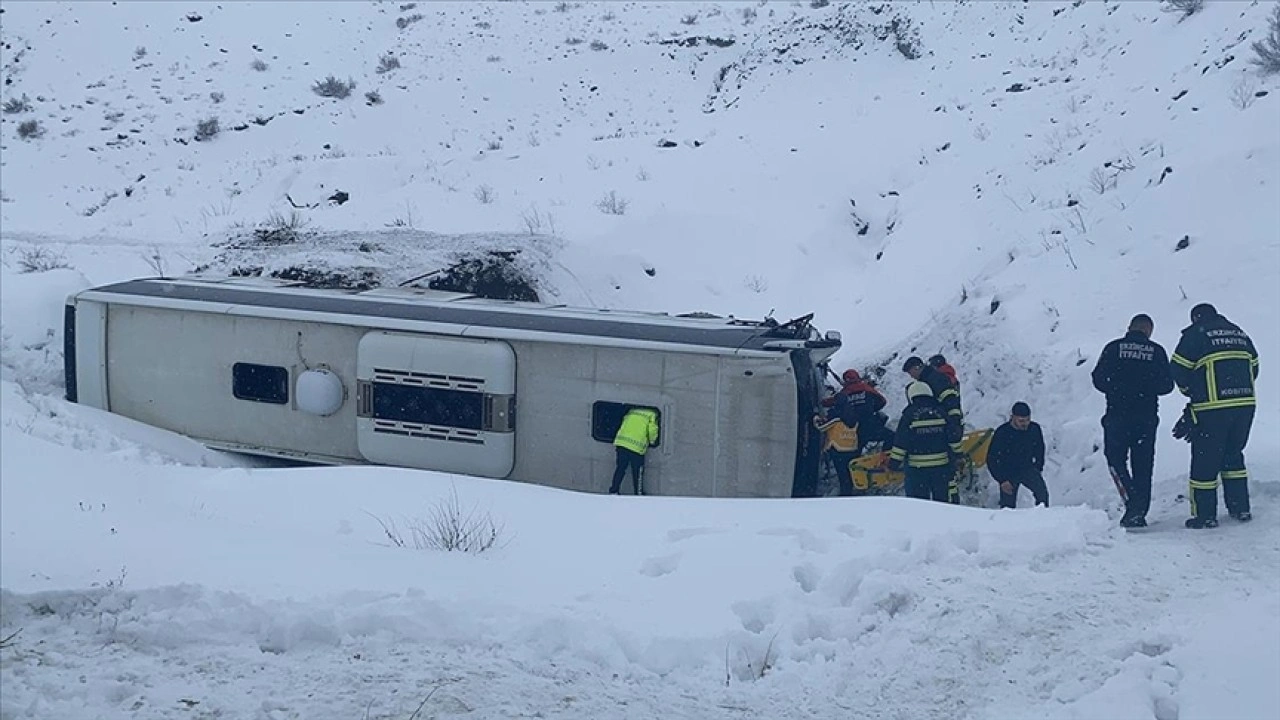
1170;303;1259;529
1091;313;1174;528
903;356;964;502
824;369;893;453
813;399;861;496
928;354;961;394
887;381;956;503
609;406;659;495
987;402;1049;508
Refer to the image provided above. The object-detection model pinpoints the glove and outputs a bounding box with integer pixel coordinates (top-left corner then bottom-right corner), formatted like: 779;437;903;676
1171;405;1194;442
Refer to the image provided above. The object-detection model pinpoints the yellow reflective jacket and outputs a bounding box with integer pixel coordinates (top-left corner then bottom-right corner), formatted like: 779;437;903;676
614;409;659;455
814;415;859;453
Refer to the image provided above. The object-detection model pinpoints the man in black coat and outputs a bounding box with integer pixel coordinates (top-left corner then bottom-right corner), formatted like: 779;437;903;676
987;402;1048;508
1091;313;1175;528
888;381;956;503
1171;303;1260;529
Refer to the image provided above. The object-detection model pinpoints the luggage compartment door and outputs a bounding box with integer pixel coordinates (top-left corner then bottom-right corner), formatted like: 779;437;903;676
355;331;516;477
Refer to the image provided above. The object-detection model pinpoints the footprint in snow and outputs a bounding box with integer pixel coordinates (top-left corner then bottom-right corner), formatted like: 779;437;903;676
639;553;680;578
666;527;724;543
758;527;830;553
791;563;822;594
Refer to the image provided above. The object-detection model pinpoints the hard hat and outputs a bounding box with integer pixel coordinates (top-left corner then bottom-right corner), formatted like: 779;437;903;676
906;381;932;401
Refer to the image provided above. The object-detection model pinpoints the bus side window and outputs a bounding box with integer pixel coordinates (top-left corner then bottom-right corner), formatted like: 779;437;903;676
232;362;290;404
591;401;661;448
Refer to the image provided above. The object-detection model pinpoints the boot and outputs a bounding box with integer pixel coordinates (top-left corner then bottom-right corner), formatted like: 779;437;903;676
1231;511;1253;523
1120;516;1147;528
1185;516;1219;529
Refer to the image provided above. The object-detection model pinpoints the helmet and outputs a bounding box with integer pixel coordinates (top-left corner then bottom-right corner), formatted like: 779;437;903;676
906;381;932;402
902;356;924;373
928;354;947;368
842;369;861;383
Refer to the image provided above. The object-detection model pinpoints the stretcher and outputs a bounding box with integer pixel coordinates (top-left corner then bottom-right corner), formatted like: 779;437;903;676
849;428;994;496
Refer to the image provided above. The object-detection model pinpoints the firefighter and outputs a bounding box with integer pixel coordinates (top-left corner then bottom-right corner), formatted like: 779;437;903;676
903;356;964;502
1091;313;1175;528
609;407;659;495
887;381;956;503
1170;303;1259;529
928;354;961;395
824;369;893;453
987;402;1049;508
813;399;861;496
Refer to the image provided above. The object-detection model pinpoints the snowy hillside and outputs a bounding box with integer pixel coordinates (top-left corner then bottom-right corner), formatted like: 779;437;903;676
2;1;1279;718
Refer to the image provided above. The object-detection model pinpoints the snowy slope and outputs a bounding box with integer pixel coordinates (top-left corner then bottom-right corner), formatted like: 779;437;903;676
2;1;1279;718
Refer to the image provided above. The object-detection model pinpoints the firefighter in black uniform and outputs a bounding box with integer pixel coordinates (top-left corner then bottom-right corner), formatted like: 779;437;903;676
1091;313;1175;528
903;356;965;502
1170;303;1260;529
888;381;956;503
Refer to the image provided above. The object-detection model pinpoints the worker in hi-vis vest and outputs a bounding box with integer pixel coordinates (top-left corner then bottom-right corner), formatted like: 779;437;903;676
610;407;659;495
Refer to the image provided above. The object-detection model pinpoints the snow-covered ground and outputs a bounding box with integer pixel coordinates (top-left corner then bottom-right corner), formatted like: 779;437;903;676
2;1;1279;718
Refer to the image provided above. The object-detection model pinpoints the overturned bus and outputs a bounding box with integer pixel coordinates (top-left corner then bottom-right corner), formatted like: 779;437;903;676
64;275;841;498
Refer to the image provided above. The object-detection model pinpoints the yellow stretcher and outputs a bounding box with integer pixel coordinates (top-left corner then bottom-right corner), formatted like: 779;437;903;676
849;428;994;495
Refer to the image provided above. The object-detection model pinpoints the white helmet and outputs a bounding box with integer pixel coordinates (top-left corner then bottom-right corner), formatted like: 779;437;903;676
906;381;932;402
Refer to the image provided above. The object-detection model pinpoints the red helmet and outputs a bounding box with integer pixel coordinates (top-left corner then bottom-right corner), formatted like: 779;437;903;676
842;369;861;383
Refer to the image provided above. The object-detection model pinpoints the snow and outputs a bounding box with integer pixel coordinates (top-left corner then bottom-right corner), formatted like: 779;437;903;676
2;1;1279;718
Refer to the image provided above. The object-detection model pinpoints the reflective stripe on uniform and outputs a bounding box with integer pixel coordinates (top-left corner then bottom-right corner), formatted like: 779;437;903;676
1221;469;1249;480
1194;350;1254;369
1172;353;1195;369
1189;478;1219;491
1191;397;1256;412
908;452;950;468
910;418;947;429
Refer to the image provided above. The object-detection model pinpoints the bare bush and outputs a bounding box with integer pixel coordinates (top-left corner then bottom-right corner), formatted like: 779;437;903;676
1163;0;1204;19
485;138;503;151
636;166;651;181
396;12;424;29
254;210;309;245
681;13;699;25
1230;75;1259;109
365;90;383;106
16;119;43;139
133;46;147;60
312;75;356;99
209;91;224;104
370;487;506;554
0;629;22;650
17;246;70;273
565;36;584;46
376;54;401;74
596;190;629;215
250;58;269;72
486;55;502;63
194;116;220;141
972;124;991;141
589;40;609;51
520;206;557;235
1253;4;1280;74
1088;167;1117;194
554;1;571;11
2;94;31;114
142;246;170;276
474;184;496;204
810;0;831;8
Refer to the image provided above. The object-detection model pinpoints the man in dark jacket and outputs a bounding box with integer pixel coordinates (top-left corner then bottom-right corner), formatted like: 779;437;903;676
887;381;956;503
1171;303;1259;529
824;369;893;453
905;356;964;502
1091;313;1175;528
987;402;1049;508
903;356;963;440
